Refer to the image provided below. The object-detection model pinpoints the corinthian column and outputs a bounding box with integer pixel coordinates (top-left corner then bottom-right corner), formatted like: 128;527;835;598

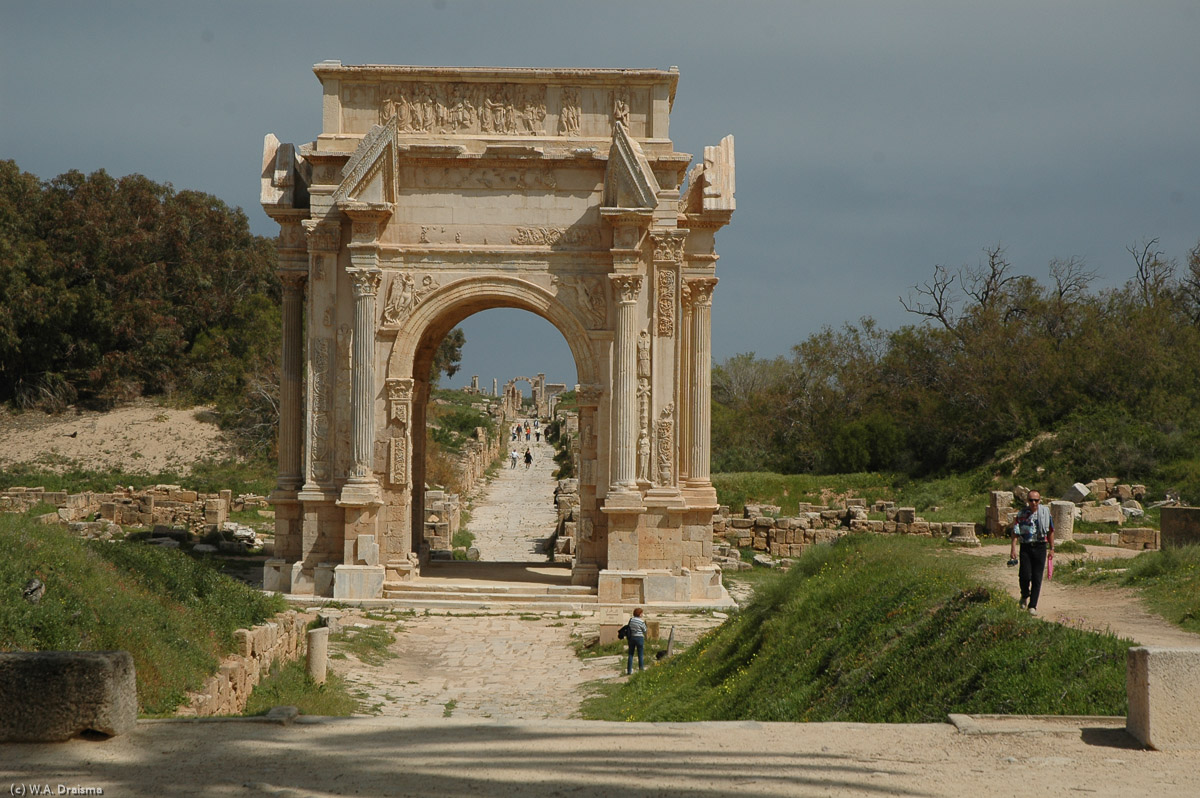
609;274;643;492
343;267;382;501
277;270;307;491
687;277;718;486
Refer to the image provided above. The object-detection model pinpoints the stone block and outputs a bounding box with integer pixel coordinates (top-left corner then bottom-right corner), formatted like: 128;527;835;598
1081;504;1125;524
314;562;336;596
1120;528;1159;550
1062;482;1091;504
1160;507;1200;548
990;491;1014;509
896;507;917;524
333;565;385;600
1127;646;1200;750
0;651;137;741
947;523;980;546
356;534;380;566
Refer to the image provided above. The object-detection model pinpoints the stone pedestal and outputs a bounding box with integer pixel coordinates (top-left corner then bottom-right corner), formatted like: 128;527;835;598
1050;500;1075;541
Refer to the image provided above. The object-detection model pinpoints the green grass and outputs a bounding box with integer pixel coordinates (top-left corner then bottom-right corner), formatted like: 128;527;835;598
243;660;361;717
329;624;397;666
581;534;1129;722
0;513;286;714
1056;545;1200;635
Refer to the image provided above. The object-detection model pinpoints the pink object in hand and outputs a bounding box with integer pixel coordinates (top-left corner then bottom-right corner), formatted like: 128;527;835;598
1046;552;1054;580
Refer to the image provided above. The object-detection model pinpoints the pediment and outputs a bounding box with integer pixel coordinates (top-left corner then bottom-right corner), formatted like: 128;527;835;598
602;121;660;211
334;116;399;205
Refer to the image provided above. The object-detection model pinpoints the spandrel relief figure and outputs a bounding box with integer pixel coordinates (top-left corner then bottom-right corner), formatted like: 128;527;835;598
381;273;439;326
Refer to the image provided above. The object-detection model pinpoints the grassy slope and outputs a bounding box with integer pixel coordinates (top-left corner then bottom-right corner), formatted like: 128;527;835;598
0;512;285;715
583;535;1129;722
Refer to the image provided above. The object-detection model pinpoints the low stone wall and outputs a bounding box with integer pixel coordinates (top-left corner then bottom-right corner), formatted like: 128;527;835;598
713;502;982;561
552;478;580;563
175;610;312;718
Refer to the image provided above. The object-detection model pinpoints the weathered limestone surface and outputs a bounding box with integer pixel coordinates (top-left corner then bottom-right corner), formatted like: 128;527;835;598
262;64;735;604
1127;646;1200;750
0;651;137;741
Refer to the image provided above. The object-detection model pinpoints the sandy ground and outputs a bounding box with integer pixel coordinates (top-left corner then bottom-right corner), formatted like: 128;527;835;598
472;436;559;560
0;400;233;475
4;715;1199;797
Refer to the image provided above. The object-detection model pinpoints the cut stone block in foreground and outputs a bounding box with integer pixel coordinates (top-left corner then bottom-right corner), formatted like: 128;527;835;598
0;651;137;742
1126;646;1200;750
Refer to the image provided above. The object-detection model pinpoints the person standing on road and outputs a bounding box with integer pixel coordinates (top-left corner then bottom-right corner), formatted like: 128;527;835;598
523;448;533;470
1010;489;1054;615
510;449;518;469
626;607;647;674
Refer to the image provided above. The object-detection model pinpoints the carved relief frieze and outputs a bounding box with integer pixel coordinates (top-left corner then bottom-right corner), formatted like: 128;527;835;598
612;88;631;125
278;222;306;251
574;277;608;328
656;403;675;486
511;226;602;248
378;82;547;135
387;436;409;486
381;273;439;326
310;337;333;482
559;87;582;136
655;267;676;337
418;166;556;190
321;307;334;328
335;325;353;478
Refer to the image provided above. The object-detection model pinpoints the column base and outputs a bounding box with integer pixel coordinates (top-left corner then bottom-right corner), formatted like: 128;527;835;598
571;561;599;587
338;480;382;507
597;566;732;605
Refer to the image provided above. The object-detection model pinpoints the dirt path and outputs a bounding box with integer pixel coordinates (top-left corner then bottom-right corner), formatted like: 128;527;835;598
471;437;558;561
959;545;1200;647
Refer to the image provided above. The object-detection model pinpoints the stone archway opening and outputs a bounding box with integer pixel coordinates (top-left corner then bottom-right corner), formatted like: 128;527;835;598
412;307;577;573
261;63;735;607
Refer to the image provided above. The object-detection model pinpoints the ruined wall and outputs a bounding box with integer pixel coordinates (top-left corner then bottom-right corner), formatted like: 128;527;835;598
176;610;312;718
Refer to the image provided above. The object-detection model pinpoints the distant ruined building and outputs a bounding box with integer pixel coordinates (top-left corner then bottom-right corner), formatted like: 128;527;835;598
261;63;735;604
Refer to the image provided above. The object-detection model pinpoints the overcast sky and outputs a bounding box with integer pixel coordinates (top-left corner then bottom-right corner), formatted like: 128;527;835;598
4;2;1199;393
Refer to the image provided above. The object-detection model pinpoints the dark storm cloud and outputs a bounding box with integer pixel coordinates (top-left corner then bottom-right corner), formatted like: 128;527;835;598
3;1;1198;389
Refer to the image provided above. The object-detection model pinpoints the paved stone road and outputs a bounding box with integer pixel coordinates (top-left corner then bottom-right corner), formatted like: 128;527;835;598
337;613;623;720
471;435;558;561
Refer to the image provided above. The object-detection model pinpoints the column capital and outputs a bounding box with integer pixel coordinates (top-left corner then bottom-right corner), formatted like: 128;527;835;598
347;268;383;298
609;273;643;304
650;229;687;264
685;276;718;306
277;269;308;290
575;383;604;406
302;218;342;252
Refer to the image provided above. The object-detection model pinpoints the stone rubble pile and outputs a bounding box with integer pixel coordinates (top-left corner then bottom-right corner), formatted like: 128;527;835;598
1;485;271;541
986;479;1161;551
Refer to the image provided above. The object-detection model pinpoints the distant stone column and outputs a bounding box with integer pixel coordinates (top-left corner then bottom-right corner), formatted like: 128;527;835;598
277;270;306;491
1051;501;1075;542
346;268;382;485
609;274;643;491
686;277;717;485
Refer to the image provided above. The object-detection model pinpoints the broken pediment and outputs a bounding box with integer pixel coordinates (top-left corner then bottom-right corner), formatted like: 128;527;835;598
334;115;400;205
682;134;735;215
602;121;660;211
261;134;310;210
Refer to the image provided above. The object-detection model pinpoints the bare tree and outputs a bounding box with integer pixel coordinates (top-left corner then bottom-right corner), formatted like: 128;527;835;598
962;244;1016;311
1181;241;1200;324
900;263;962;340
1128;237;1175;307
1049;256;1096;305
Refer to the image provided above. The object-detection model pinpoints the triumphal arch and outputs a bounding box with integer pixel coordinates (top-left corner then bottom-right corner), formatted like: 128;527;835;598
260;63;735;604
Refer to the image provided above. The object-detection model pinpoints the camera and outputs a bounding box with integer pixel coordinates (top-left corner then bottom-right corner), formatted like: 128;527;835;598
1006;558;1018;567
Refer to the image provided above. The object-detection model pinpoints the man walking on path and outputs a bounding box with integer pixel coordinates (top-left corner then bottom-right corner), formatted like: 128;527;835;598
510;449;519;469
1010;489;1054;615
